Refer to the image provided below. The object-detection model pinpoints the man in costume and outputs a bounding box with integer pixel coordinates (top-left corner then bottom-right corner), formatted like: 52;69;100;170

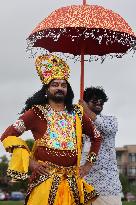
1;55;102;205
80;86;122;205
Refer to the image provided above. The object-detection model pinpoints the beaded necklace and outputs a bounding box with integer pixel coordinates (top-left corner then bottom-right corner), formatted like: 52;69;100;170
35;104;77;150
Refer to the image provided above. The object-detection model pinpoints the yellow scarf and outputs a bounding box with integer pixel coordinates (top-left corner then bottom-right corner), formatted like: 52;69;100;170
2;104;83;181
2;136;30;180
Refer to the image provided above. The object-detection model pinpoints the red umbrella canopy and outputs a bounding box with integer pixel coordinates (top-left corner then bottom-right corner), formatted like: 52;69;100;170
27;5;136;56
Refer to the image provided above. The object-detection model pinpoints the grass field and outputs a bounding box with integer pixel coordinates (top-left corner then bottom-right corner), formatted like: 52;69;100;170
0;201;135;205
0;202;23;205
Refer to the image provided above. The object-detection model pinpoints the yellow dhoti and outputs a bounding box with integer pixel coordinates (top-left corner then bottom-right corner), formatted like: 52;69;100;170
26;163;98;205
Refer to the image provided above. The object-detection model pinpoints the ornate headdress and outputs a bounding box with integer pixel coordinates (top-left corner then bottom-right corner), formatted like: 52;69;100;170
35;54;70;84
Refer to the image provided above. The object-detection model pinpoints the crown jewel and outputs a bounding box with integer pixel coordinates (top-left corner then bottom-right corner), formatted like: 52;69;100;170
35;54;70;84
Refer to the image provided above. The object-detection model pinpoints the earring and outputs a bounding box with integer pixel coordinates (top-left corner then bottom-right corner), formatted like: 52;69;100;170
45;93;48;98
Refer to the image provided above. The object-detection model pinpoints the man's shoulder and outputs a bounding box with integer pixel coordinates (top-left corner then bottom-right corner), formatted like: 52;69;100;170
73;104;83;111
98;114;118;121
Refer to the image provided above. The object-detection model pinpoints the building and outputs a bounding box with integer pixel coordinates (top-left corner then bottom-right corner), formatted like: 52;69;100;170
116;145;136;183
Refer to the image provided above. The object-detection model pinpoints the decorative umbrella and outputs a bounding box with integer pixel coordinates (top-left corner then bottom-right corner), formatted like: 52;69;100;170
27;0;136;99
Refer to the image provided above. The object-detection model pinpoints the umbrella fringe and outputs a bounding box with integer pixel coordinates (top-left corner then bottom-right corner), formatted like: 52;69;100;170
26;46;136;64
26;28;136;61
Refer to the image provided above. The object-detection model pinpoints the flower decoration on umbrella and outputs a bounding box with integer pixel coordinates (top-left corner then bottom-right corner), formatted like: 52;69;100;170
27;4;136;55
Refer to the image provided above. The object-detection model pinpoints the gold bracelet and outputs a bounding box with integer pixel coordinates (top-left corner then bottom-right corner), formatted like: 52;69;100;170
86;152;97;164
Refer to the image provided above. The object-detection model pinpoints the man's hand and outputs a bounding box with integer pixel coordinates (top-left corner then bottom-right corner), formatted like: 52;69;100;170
79;99;96;121
79;161;92;178
29;159;49;175
79;100;90;114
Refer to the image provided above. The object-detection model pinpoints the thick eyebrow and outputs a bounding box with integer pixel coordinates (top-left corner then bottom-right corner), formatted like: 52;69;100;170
50;81;58;85
61;82;67;86
50;80;67;86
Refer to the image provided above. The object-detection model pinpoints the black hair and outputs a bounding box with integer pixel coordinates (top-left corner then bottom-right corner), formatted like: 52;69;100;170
83;86;108;103
21;81;74;113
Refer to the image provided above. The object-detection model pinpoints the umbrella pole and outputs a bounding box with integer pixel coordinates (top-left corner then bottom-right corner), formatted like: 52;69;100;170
80;49;84;100
80;2;86;100
83;0;86;5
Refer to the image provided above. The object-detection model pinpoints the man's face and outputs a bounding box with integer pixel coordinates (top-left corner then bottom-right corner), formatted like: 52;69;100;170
87;96;104;115
47;79;68;102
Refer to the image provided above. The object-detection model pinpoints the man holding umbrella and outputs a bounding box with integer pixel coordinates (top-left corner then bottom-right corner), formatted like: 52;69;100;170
80;86;122;205
1;54;102;205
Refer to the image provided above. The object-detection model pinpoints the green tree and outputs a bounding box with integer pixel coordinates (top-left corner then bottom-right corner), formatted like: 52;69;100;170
0;155;8;178
25;139;34;151
8;179;28;192
0;155;8;164
0;155;9;189
119;174;130;197
130;183;136;195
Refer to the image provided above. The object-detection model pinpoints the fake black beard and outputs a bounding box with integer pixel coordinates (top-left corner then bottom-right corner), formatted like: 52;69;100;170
47;91;66;103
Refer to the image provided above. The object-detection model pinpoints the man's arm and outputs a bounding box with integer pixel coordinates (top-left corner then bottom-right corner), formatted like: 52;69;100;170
79;99;96;121
0;109;36;142
79;113;102;178
79;99;118;135
94;115;118;136
0;108;40;157
0;109;38;180
0;107;49;179
82;113;102;155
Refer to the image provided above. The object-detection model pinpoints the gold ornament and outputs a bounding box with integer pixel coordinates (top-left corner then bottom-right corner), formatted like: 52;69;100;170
87;152;97;164
35;54;70;84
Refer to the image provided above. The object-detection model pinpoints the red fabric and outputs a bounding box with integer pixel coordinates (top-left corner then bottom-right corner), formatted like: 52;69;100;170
27;5;136;55
29;28;136;55
31;5;134;36
34;146;77;167
1;125;20;141
1;106;101;166
1;108;46;141
83;113;101;155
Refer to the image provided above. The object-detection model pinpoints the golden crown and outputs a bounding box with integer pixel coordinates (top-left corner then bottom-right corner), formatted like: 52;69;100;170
35;54;70;84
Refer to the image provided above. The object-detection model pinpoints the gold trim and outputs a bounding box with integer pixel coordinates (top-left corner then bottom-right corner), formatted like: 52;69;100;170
86;152;97;164
48;175;61;205
7;169;28;180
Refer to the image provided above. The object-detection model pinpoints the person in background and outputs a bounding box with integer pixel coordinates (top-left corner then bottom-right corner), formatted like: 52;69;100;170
80;86;122;205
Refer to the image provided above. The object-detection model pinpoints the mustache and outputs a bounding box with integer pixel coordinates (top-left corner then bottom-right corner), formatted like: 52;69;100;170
55;90;65;95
